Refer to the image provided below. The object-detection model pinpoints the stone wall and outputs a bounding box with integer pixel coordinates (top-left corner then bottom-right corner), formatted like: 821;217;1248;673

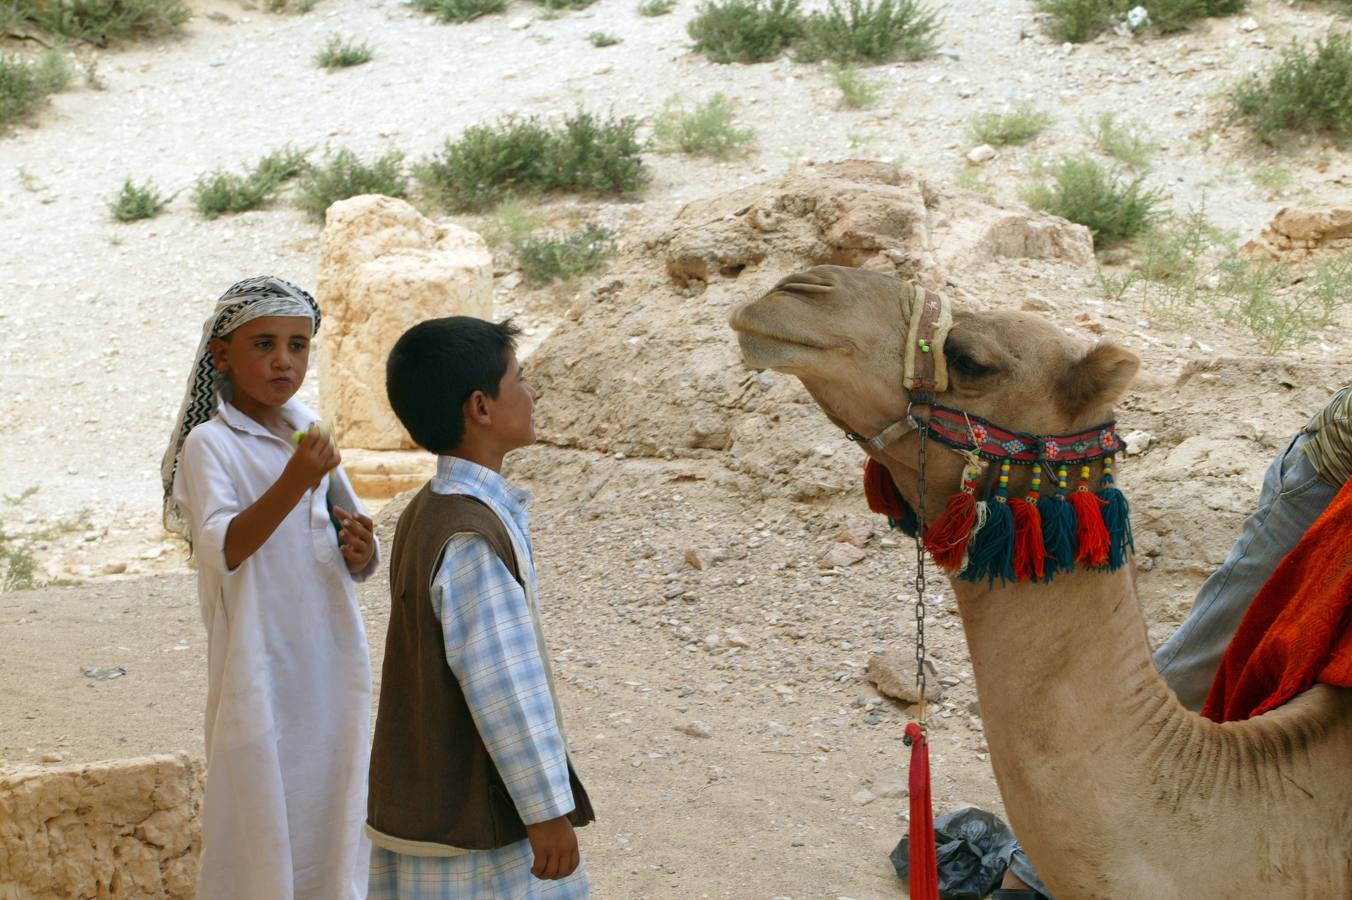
0;755;202;899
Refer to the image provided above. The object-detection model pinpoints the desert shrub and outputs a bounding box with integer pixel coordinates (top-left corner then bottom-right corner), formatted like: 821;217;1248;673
314;34;372;69
531;0;598;9
686;0;803;63
408;0;505;21
418;111;648;211
11;0;190;43
1228;34;1352;143
266;0;319;11
109;177;170;221
0;49;71;130
515;225;615;285
638;0;675;13
795;0;940;64
588;30;620;46
192;146;309;219
295;148;407;221
1087;112;1157;168
477;198;545;248
967;102;1050;146
832;64;881;108
1023;155;1165;246
653;93;755;157
1034;0;1243;43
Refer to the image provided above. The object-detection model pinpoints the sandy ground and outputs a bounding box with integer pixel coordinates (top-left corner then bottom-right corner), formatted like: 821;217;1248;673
2;0;1350;896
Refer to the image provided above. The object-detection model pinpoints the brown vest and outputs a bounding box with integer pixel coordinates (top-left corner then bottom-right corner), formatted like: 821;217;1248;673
367;486;594;850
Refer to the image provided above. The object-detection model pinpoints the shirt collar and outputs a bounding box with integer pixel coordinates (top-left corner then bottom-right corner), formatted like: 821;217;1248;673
435;456;532;512
217;395;315;441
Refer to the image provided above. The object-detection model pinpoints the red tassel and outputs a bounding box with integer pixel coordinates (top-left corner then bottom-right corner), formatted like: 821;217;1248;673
1068;488;1110;567
864;458;907;519
1011;497;1048;582
905;722;939;900
923;490;977;572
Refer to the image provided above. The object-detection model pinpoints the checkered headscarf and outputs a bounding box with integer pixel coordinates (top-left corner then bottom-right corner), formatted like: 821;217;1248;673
160;276;320;535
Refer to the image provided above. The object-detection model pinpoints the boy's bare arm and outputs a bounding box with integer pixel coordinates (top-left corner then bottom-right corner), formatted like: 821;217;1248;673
223;431;338;569
525;815;580;880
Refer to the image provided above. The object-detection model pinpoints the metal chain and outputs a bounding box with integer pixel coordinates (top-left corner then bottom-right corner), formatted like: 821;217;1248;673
913;421;929;728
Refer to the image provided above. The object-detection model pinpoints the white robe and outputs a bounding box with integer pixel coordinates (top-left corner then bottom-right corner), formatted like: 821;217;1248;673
174;397;375;900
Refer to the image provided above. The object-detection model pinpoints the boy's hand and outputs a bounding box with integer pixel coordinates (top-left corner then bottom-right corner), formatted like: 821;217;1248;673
285;427;340;490
525;815;579;880
332;505;375;572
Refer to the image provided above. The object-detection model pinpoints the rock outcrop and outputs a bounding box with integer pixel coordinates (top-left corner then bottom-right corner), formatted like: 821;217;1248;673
1242;206;1352;262
316;195;493;452
0;754;203;899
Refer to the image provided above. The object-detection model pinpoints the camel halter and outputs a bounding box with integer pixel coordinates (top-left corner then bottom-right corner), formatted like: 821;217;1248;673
846;287;1134;587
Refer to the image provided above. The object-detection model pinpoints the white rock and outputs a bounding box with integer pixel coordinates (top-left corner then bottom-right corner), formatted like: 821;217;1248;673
1239;17;1258;32
817;542;867;568
1124;429;1153;456
317;196;493;450
851;789;876;806
966;144;996;164
508;16;530;29
677;721;713;738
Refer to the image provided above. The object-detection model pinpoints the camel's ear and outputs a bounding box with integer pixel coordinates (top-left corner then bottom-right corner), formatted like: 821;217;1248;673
1055;343;1140;418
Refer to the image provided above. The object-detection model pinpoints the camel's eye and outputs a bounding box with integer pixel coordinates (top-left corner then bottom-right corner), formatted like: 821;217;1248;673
949;352;997;379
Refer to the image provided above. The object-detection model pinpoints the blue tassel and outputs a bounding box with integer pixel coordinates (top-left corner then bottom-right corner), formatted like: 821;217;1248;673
959;498;1015;585
1098;485;1133;570
1038;494;1078;580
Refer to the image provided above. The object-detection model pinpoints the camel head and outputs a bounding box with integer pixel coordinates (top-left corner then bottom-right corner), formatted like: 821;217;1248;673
729;265;1140;519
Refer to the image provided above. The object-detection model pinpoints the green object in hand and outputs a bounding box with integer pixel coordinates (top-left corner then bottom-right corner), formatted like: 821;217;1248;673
292;420;334;445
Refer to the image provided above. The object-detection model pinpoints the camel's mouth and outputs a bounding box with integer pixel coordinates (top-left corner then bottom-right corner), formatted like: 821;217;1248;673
729;304;830;369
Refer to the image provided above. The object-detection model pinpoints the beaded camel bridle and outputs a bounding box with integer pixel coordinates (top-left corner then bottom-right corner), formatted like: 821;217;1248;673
847;287;1134;587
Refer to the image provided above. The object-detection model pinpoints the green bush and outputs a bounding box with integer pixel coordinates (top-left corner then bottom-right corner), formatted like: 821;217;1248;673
1034;0;1243;43
1023;156;1165;246
531;0;598;9
1088;112;1157;168
315;34;373;69
408;0;505;22
109;177;170;221
515;225;615;285
967;102;1050;146
0;49;71;130
832;64;881;108
653;93;755;157
638;0;675;14
295;148;407;221
687;0;803;64
11;0;190;44
588;31;621;46
418;111;648;211
796;0;940;64
1229;34;1352;143
192;147;309;219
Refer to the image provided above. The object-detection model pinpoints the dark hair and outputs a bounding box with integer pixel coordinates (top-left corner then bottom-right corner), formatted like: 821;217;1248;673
386;317;521;454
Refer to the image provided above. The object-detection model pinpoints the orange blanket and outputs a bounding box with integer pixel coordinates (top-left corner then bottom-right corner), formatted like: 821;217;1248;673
1203;476;1352;723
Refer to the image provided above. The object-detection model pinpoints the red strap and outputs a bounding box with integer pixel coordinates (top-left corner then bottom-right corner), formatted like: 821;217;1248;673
905;722;939;899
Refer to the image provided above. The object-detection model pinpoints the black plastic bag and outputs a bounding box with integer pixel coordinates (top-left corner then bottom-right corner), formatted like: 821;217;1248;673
891;806;1049;899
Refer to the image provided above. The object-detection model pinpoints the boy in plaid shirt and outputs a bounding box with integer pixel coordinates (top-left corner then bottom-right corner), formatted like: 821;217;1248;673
367;316;594;899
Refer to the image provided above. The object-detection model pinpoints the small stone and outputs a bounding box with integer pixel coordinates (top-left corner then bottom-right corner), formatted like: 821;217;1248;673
938;675;961;688
101;562;127;575
1124;429;1153;456
851;789;876;806
1239;16;1258;32
766;721;790;736
593;63;613;75
677;721;713;738
866;651;943;704
42;751;66;763
683;548;708;571
871;772;908;799
817;543;867;569
508;15;530;28
722;630;751;648
966;144;996;164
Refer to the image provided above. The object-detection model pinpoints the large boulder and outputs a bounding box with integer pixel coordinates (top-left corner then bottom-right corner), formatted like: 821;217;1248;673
1242;206;1352;263
527;160;1096;502
0;754;203;899
316;194;493;452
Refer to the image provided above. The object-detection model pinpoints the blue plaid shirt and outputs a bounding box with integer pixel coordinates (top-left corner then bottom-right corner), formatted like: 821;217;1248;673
370;457;588;900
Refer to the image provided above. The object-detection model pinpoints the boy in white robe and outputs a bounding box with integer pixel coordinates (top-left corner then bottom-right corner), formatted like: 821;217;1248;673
161;276;378;900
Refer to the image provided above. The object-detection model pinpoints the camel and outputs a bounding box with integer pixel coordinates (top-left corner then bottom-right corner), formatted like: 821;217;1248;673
728;265;1352;898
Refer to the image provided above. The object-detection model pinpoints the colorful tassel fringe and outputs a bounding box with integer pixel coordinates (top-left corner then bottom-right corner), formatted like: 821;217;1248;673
862;450;1132;586
1097;456;1134;570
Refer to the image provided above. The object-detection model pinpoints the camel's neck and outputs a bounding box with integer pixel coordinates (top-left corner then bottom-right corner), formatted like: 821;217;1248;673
951;565;1184;889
